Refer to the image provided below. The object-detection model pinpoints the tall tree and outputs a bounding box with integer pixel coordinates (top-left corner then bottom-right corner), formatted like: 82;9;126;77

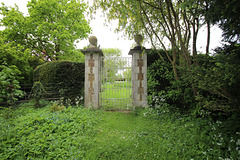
0;37;34;84
0;0;91;61
205;0;240;42
92;0;206;81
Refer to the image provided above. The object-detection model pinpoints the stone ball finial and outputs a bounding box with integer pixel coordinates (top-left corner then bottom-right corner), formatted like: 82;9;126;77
89;36;97;47
134;34;143;46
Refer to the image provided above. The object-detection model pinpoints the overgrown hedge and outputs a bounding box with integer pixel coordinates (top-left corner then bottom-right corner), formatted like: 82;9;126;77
33;61;84;104
147;43;240;116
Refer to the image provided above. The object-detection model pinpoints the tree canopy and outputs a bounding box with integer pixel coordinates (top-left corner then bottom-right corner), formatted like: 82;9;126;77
0;0;91;61
92;0;240;114
92;0;209;82
205;0;240;41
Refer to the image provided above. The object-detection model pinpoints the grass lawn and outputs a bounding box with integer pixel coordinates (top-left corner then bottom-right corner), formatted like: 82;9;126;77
85;111;161;159
85;111;210;159
0;103;239;159
101;81;132;110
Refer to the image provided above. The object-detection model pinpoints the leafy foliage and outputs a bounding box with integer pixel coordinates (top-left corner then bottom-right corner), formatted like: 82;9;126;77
49;102;65;112
189;43;240;114
138;106;240;159
30;81;46;108
92;0;210;82
147;49;188;110
147;43;240;115
0;105;101;159
0;63;25;106
1;104;239;159
147;54;173;105
206;0;240;41
0;0;91;61
0;38;43;84
33;61;85;105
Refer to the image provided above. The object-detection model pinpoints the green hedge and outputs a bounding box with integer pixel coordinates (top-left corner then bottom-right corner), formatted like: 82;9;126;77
33;61;84;104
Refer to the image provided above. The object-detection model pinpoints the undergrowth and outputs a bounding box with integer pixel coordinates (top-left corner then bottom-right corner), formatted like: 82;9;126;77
0;102;239;159
0;103;101;159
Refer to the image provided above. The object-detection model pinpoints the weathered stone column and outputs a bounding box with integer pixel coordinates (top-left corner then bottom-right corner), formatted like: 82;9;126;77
81;36;103;109
129;35;149;107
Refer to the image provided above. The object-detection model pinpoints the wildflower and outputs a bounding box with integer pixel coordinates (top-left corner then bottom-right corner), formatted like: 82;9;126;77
230;137;235;143
216;120;222;124
237;139;240;146
212;126;216;130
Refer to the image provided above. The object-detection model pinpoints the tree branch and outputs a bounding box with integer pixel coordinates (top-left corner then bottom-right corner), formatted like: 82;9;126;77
139;0;162;10
140;14;165;61
139;1;173;63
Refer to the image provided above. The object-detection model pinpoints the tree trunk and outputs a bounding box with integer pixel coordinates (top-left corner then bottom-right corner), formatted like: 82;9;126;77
206;20;210;55
205;1;210;55
192;18;199;65
172;49;179;81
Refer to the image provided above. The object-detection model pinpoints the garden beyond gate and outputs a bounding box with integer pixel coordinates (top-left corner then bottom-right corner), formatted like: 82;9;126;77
81;35;149;110
100;56;132;110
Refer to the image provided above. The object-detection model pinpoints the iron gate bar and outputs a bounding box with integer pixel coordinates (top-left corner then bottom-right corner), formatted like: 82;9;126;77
100;56;132;110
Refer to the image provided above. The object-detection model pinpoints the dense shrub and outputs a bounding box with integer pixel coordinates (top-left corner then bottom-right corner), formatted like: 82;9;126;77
148;43;240;116
147;58;173;105
33;61;85;105
147;49;190;110
147;49;171;67
0;63;25;106
188;43;240;115
0;39;44;85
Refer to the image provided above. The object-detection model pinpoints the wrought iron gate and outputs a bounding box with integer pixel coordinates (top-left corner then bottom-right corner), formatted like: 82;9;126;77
100;56;132;110
82;35;148;109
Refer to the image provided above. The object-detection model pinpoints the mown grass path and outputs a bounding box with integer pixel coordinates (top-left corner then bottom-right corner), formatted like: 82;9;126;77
84;110;217;160
85;111;168;159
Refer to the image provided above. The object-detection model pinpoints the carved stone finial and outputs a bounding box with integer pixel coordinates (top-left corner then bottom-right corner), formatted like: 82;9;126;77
134;34;143;46
89;36;97;47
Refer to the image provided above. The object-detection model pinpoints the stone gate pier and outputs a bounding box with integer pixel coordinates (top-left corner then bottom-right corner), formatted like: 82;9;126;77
129;35;150;107
81;36;103;109
82;35;149;109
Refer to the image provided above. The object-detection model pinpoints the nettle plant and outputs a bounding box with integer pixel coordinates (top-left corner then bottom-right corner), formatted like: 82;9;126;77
0;63;25;106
